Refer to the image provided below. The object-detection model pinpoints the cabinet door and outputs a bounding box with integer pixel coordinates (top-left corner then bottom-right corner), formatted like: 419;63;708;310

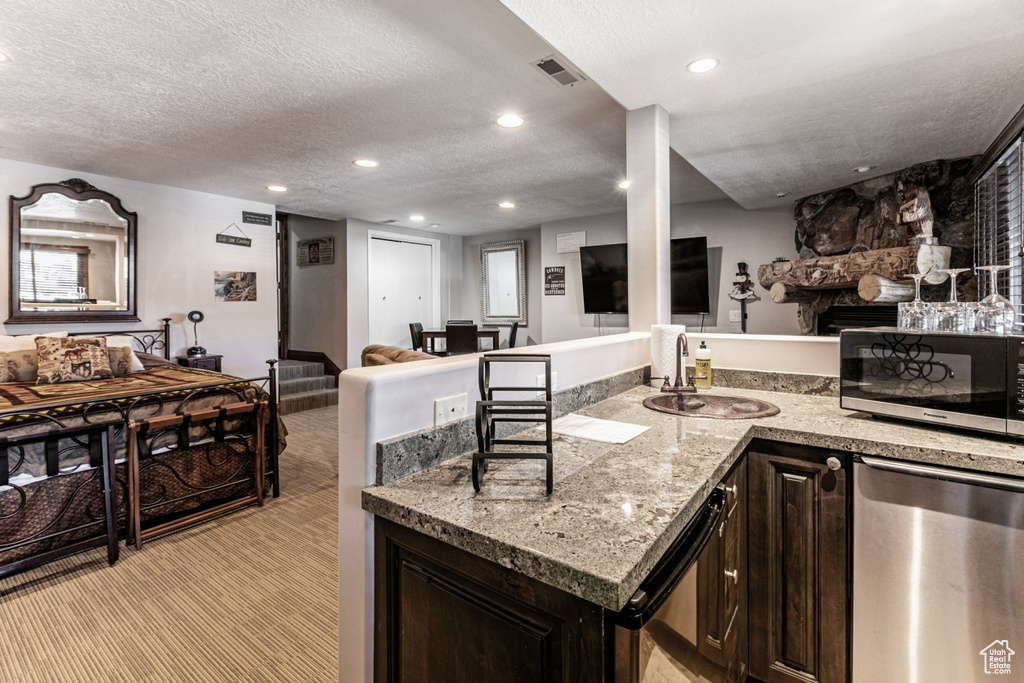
748;441;849;683
697;459;747;683
375;519;605;683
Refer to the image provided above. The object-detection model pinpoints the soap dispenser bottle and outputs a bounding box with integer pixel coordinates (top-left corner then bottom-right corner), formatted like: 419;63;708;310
694;341;712;387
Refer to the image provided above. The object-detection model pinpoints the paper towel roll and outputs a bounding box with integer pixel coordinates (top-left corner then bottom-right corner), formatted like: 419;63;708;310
651;324;686;385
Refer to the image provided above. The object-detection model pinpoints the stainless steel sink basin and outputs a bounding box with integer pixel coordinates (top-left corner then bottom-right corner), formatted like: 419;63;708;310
643;393;781;419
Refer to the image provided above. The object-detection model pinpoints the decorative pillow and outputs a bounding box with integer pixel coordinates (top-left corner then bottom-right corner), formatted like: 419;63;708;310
107;346;134;377
35;337;113;384
0;350;40;382
102;335;145;371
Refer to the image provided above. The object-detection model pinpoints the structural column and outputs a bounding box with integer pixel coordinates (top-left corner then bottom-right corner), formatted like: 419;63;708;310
626;104;672;331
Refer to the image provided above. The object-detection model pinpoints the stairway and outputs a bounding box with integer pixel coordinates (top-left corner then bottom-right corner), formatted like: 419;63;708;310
278;360;338;415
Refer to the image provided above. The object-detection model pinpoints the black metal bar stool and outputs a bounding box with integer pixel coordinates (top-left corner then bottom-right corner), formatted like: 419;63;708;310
473;354;554;494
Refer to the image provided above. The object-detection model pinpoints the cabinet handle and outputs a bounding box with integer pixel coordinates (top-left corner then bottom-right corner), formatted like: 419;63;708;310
826;456;842;471
724;569;738;584
724;484;738;497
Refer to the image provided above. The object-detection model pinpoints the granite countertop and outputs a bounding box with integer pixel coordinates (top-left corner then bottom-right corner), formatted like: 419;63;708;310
361;385;1024;612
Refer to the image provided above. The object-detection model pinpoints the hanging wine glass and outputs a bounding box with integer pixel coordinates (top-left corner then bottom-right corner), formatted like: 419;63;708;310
974;265;1016;335
931;268;971;333
898;272;929;331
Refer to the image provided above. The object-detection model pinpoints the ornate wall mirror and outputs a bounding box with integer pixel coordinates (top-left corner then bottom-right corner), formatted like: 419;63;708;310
479;239;526;326
8;178;138;323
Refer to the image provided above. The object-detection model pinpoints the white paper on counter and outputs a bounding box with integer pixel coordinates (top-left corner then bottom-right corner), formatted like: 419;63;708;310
547;413;650;444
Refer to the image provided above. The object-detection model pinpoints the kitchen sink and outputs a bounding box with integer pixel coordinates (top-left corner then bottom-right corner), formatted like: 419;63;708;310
643;393;781;419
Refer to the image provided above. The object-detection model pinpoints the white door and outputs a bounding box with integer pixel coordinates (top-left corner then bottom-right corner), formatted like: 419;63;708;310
369;237;435;348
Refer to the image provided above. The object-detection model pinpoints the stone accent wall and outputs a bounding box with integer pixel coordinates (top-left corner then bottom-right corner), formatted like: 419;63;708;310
789;157;978;329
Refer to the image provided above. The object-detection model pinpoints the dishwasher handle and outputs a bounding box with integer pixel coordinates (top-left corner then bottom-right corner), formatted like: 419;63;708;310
858;454;1024;494
614;486;726;630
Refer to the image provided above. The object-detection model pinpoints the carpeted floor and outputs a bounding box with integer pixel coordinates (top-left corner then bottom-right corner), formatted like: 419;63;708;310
0;406;340;683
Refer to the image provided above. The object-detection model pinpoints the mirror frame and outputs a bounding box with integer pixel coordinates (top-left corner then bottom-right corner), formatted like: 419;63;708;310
479;239;526;327
8;178;139;324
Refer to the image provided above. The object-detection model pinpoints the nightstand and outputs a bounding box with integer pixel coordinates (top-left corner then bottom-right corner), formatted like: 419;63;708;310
176;354;223;372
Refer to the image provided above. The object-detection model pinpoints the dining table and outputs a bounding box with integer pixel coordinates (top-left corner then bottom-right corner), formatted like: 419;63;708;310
422;327;500;354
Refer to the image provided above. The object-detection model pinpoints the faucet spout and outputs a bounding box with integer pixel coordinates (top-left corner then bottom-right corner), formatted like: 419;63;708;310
674;333;696;392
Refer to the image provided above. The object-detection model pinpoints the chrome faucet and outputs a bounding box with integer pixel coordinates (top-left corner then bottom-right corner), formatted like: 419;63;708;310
661;332;697;393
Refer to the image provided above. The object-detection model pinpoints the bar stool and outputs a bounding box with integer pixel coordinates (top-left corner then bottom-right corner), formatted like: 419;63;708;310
473;354;554;494
125;400;267;550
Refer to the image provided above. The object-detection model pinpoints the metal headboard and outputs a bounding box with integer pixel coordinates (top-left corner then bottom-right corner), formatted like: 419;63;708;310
67;317;172;360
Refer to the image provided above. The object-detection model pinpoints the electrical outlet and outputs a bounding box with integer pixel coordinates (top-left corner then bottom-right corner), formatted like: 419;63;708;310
536;372;558;396
729;310;742;323
433;394;467;426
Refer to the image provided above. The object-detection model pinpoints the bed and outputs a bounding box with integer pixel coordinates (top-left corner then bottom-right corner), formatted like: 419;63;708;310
0;320;281;577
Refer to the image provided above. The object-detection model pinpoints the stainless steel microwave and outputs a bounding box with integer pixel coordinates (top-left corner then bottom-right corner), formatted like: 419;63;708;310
839;328;1024;437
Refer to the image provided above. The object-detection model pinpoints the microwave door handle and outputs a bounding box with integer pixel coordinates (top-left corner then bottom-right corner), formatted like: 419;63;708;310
858;455;1024;494
614;486;726;630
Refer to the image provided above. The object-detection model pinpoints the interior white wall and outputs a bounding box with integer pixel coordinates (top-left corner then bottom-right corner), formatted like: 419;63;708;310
338;332;652;683
345;219;463;369
670;199;800;335
0;158;278;377
288;215;348;368
462;226;542;347
540;211;630;342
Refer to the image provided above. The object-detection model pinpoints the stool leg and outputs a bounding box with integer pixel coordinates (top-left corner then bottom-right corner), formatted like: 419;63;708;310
100;426;119;565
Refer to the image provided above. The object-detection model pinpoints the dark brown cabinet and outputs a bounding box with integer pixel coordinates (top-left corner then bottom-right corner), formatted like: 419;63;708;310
747;440;850;683
374;518;606;683
697;459;747;682
176;354;222;372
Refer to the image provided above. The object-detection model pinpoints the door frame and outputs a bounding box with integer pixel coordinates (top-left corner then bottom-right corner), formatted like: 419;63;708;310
276;212;290;359
367;230;442;338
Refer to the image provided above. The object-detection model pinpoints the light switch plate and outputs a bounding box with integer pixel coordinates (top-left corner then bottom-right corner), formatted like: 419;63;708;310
729;310;742;323
434;394;467;426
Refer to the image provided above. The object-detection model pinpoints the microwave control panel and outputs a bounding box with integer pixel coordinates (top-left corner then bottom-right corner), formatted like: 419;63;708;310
1012;338;1024;419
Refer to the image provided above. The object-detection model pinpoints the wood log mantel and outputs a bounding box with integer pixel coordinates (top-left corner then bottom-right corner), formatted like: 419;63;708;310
757;244;951;296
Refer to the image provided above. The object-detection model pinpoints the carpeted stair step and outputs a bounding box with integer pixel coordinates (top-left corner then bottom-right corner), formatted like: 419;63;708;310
278;359;325;380
279;375;336;396
280;388;339;416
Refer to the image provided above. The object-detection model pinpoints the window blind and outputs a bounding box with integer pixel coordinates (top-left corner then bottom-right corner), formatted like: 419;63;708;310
975;137;1023;326
19;244;90;302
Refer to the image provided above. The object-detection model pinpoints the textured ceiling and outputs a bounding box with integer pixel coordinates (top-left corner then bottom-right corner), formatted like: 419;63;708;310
0;0;724;236
500;0;1024;209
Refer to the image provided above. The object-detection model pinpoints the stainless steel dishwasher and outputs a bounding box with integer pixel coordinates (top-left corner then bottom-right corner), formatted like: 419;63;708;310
853;455;1024;682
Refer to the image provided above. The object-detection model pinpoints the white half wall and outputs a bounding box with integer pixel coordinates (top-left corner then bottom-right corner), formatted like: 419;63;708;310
0;158;278;378
338;332;651;683
289;215;348;368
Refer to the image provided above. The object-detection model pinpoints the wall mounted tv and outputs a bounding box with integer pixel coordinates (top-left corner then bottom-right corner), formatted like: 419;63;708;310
580;243;628;314
579;237;711;315
670;236;711;315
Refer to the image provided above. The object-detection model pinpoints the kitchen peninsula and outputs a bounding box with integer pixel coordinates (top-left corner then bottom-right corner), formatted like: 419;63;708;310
363;382;1024;682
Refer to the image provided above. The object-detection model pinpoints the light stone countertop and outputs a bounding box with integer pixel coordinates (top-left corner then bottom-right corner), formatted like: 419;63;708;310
361;385;1024;611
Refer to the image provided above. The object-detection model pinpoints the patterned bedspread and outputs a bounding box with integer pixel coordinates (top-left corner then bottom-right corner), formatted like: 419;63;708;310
0;366;266;478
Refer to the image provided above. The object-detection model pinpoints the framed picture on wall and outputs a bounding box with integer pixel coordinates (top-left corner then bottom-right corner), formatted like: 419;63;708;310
214;271;257;302
298;237;334;266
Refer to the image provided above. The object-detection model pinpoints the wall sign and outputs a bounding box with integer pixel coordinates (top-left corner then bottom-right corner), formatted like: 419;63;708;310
556;231;586;253
545;266;565;295
216;223;252;247
297;237;334;266
242;211;272;226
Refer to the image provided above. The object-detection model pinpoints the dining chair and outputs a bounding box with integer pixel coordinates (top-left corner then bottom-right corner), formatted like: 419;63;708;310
409;322;424;350
447;319;473;325
446;323;479;355
508;321;519;349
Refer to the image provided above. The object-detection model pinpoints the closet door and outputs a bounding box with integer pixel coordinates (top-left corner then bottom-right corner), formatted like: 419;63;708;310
369;237;435;348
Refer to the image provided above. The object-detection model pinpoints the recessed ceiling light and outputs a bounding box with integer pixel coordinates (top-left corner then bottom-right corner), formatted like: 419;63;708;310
854;166;876;173
617;180;631;190
495;114;524;128
686;57;719;74
85;233;96;237
429;223;440;228
498;201;515;209
410;215;425;221
775;192;789;198
353;159;378;168
266;185;288;192
0;51;10;64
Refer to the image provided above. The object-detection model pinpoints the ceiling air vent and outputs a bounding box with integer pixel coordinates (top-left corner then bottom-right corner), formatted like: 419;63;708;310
378;219;397;224
534;55;584;87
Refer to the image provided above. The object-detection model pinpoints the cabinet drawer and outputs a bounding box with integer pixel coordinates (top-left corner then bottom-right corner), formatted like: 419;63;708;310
192;359;219;371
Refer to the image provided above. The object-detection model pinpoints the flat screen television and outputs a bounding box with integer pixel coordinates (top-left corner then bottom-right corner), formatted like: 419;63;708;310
670;236;711;315
579;243;628;314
